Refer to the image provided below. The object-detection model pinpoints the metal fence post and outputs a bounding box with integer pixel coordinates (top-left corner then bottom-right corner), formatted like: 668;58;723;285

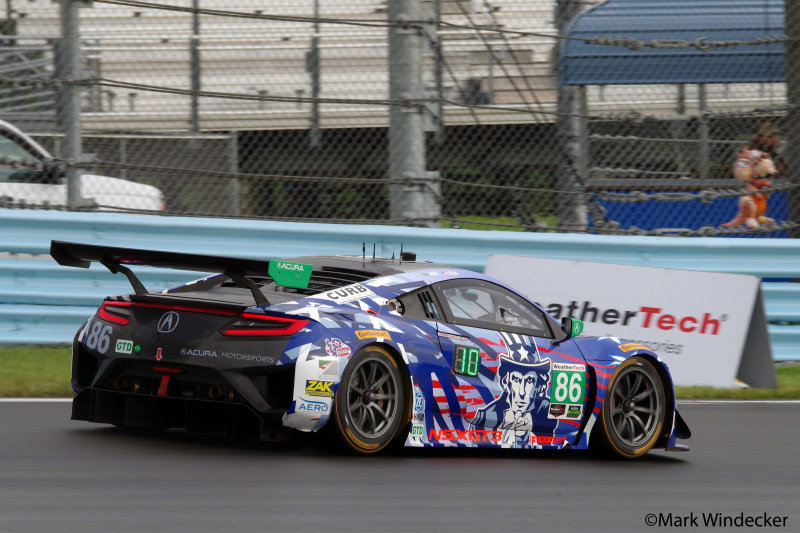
309;0;321;147
190;0;201;133
228;131;241;216
59;0;85;211
555;0;587;231
697;83;709;180
787;0;800;235
388;0;439;227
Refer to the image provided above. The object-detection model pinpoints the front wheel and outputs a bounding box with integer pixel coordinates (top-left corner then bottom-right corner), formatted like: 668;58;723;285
593;357;665;458
333;346;407;454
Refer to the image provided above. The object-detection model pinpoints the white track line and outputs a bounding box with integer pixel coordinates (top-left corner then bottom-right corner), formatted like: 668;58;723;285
0;398;72;402
678;399;800;405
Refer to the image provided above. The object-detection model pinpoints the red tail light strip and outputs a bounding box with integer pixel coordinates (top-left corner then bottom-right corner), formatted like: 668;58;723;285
220;313;309;337
98;300;308;337
98;301;132;325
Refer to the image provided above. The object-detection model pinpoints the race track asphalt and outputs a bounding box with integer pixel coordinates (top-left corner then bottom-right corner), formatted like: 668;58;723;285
0;401;797;533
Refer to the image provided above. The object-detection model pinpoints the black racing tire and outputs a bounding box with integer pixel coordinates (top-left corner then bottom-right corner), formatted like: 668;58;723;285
593;357;665;459
333;345;407;455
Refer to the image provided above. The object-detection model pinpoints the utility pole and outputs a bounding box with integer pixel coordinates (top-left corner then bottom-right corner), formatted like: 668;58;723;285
388;0;440;227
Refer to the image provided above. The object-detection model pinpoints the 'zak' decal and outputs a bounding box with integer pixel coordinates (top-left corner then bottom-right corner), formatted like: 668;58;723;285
305;380;334;397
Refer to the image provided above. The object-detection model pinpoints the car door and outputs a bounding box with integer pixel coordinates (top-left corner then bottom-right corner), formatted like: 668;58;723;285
431;278;587;448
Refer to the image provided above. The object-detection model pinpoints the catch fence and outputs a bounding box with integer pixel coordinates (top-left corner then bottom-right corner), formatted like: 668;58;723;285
0;0;798;235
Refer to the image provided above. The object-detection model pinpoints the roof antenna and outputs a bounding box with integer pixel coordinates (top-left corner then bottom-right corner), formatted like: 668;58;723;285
372;243;375;263
362;242;365;268
400;243;404;264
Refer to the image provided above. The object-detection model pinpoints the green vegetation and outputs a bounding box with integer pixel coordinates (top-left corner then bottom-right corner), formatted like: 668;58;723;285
1;345;798;399
675;364;800;399
441;215;558;231
0;345;73;397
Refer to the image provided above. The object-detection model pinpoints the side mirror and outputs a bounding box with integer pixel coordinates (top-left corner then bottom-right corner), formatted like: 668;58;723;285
560;316;584;340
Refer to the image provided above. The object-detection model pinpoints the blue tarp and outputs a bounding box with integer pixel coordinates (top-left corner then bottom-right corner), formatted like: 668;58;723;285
561;0;785;85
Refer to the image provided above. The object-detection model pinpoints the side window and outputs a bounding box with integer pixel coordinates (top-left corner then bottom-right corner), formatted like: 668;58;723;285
435;279;555;337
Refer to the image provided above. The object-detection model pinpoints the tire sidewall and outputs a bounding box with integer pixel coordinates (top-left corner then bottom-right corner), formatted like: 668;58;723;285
601;357;665;458
334;345;406;454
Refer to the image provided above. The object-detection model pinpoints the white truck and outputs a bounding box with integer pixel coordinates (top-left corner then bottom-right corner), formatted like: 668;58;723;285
0;119;165;211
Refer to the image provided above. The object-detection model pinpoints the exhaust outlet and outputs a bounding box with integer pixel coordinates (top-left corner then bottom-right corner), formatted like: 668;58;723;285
209;385;225;400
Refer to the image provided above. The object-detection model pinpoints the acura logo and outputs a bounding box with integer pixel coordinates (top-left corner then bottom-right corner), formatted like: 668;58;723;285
157;311;180;333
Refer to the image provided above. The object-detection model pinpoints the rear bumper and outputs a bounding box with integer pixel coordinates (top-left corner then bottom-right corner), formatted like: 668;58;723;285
72;388;287;440
72;341;296;440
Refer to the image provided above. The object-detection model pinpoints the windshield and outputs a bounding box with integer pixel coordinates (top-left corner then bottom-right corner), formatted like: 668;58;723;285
0;133;44;182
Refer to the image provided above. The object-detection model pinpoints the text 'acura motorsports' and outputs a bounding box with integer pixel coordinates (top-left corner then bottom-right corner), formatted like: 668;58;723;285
52;240;690;458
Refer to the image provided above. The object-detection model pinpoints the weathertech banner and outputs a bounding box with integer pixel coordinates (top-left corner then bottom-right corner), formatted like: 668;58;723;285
485;255;774;387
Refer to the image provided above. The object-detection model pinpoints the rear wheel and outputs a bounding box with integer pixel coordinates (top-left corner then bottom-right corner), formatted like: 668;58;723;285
333;346;407;454
594;357;665;458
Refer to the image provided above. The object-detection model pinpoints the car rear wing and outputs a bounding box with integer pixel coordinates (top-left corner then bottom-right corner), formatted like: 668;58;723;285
50;240;312;306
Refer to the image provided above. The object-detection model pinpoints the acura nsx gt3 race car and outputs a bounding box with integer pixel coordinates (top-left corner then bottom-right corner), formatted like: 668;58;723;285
52;240;690;458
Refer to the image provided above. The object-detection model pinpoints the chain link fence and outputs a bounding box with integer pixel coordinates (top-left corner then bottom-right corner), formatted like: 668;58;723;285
0;0;798;236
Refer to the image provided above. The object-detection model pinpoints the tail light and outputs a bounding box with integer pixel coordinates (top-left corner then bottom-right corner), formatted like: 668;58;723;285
98;301;132;325
220;313;309;337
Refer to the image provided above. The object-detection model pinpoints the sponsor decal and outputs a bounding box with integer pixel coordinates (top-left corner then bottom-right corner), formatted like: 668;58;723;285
411;425;424;437
566;405;582;419
296;397;330;413
115;339;133;354
268;260;312;289
429;428;503;443
549;403;566;418
318;358;339;379
178;347;275;364
529;435;568;445
325;338;351;358
542;301;724;336
355;329;391;340
157;311;180;333
323;283;376;304
413;391;424;412
180;348;217;358
618;343;651;352
305;380;334;397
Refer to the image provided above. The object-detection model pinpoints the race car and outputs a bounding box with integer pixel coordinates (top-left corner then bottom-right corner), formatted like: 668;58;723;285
52;240;691;458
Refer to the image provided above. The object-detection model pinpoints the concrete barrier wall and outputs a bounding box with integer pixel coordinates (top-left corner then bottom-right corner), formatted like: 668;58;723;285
1;209;797;360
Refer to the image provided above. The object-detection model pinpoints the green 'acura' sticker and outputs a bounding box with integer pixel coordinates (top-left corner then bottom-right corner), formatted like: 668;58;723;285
571;318;584;337
268;260;312;289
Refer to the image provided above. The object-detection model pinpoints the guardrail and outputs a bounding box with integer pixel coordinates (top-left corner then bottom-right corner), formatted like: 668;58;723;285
0;208;797;360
